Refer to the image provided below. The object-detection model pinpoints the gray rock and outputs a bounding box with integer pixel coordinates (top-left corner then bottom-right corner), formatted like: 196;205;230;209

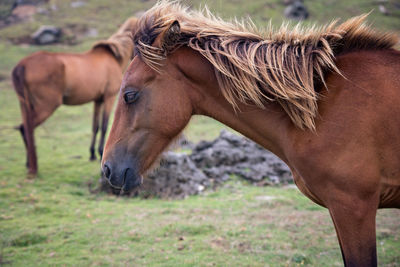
85;27;98;38
172;134;194;151
70;1;86;8
284;1;309;21
137;152;210;199
190;130;292;185
31;25;61;44
379;5;389;16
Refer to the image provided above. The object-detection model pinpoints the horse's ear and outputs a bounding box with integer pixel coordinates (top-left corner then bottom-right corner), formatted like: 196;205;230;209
162;20;181;50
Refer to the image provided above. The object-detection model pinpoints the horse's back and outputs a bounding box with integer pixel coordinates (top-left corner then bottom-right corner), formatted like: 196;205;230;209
58;49;121;105
17;49;120;105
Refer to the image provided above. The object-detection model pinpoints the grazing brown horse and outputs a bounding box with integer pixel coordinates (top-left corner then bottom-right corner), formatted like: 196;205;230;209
12;17;137;175
102;2;400;266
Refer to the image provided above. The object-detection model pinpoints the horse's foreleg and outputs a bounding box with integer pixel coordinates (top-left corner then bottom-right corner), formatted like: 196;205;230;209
328;195;379;267
89;101;102;161
98;96;115;158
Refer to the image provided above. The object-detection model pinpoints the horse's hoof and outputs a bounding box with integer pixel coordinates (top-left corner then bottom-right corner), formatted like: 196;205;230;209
27;171;37;179
90;156;97;161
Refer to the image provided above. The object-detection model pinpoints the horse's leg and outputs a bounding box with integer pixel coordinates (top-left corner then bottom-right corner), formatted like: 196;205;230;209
16;124;29;167
22;105;37;176
13;66;38;175
98;96;115;158
328;195;379;267
24;102;60;176
89;100;103;161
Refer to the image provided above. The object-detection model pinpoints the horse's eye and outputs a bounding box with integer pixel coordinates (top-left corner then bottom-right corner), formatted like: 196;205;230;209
123;91;139;104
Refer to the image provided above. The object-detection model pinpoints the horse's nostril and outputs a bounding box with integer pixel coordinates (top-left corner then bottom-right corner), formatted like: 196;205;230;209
123;168;130;185
103;164;111;179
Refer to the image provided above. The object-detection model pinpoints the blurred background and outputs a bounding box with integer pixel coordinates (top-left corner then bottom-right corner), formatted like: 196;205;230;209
0;0;399;266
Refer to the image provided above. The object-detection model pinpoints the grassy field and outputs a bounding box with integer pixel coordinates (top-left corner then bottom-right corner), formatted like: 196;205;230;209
1;0;400;266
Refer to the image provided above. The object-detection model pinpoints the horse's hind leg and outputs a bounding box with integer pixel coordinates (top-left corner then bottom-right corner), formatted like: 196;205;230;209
22;106;38;176
98;95;115;158
328;195;379;267
12;65;37;175
17;124;29;167
89;100;103;161
23;101;60;175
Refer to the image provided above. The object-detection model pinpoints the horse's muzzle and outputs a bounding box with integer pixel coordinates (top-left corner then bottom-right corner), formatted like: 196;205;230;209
102;161;142;193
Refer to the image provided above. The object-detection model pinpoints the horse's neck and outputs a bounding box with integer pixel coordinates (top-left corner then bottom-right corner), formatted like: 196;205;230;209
175;47;291;161
193;85;290;162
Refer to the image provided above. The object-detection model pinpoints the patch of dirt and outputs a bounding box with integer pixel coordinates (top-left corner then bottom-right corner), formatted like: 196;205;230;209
7;35;32;45
12;4;37;20
210;236;230;252
234;241;252;253
0;1;48;29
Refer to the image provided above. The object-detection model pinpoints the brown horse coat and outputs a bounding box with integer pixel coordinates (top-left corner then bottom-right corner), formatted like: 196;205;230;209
102;2;399;267
12;17;137;175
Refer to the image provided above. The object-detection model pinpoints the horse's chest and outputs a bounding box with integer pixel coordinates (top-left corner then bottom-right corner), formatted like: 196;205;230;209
291;171;326;207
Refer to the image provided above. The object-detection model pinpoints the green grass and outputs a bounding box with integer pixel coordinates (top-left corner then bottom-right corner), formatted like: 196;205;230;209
1;74;399;267
0;0;400;266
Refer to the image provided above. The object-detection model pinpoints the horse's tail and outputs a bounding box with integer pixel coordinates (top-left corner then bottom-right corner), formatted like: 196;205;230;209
12;64;37;175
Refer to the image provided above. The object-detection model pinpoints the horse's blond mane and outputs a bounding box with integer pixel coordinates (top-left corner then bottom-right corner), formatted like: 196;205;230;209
93;17;137;68
133;1;399;130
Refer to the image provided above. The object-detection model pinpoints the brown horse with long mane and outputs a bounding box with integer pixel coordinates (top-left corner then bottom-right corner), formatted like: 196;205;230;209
12;17;137;175
102;2;400;266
